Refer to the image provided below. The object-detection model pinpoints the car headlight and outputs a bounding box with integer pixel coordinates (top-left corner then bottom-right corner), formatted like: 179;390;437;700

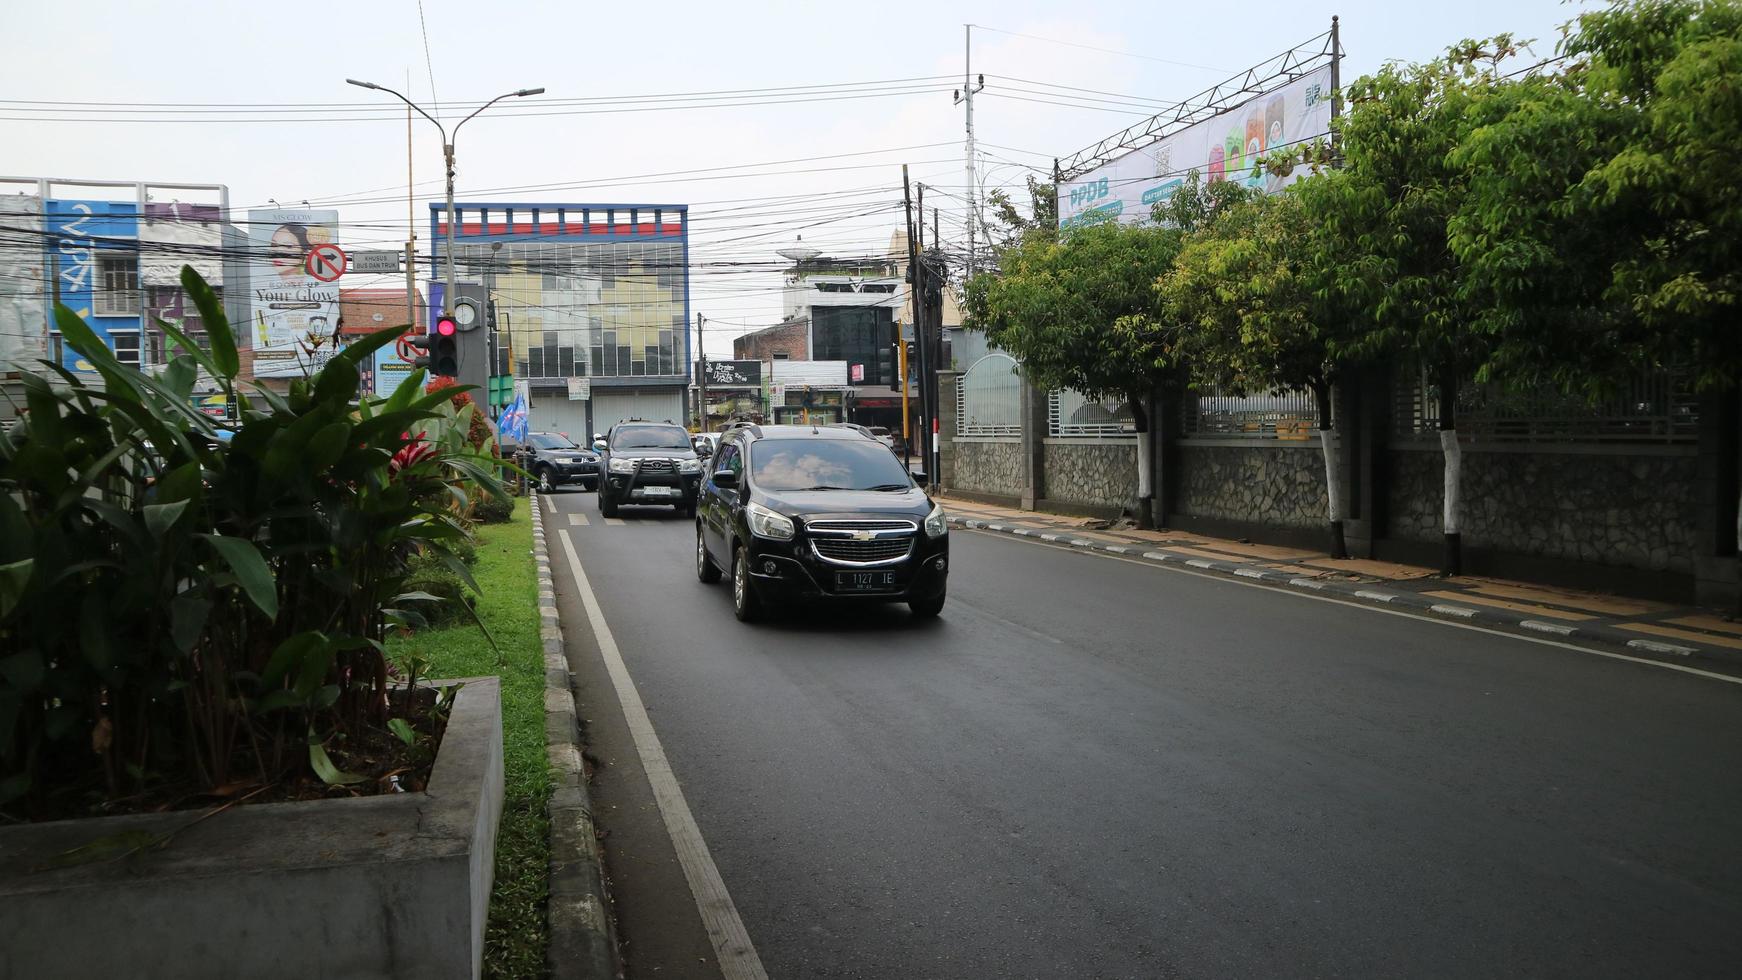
677;458;701;474
924;501;947;539
607;457;634;474
746;501;795;540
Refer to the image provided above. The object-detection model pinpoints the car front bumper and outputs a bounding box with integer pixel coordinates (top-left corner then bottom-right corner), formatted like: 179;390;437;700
604;471;702;504
742;532;948;602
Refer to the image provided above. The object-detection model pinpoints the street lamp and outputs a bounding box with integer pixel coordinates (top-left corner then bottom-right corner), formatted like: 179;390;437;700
345;79;545;316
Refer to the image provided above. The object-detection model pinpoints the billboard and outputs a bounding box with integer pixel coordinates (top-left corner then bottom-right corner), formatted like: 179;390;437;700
248;208;341;378
0;195;46;373
698;359;762;387
1058;65;1334;229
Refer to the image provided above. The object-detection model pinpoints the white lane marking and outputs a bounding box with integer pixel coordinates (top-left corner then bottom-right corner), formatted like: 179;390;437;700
568;512;590;527
1234;568;1267;580
1521;620;1576;636
602;517;626;526
1355;590;1399;603
1431;604;1479;619
542;494;555;516
556;530;769;979
1185;558;1215;569
961;527;1742;687
1628;638;1697;658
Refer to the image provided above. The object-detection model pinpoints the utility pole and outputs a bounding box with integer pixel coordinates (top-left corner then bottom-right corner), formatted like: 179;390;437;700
954;25;985;289
696;312;707;431
405;73;417;336
902;166;929;480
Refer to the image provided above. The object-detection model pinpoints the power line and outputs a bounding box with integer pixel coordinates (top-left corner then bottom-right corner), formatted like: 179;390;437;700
416;0;440;121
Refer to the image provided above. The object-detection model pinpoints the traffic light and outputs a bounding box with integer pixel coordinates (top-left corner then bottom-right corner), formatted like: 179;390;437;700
432;314;460;377
407;332;433;370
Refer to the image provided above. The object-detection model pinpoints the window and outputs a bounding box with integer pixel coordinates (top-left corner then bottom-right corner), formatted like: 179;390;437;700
96;255;139;316
50;332;63;366
772;351;791;360
748;438;911;492
714;444;742;478
110;332;141;368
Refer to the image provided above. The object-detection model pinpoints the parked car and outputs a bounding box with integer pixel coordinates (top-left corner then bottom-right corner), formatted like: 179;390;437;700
692;432;721;459
695;424;947;622
597;420;704;517
828;421;896;450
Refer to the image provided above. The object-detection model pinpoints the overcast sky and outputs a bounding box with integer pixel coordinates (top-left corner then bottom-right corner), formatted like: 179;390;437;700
1;0;1575;354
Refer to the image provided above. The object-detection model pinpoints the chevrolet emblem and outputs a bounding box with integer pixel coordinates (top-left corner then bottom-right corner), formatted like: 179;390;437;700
852;530;875;541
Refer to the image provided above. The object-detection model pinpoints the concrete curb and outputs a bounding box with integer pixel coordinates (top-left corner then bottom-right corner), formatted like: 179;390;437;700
949;515;1740;668
532;492;622;980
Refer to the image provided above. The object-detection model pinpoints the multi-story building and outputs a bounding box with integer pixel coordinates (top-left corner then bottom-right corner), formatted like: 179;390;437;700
433;202;690;437
0;178;248;385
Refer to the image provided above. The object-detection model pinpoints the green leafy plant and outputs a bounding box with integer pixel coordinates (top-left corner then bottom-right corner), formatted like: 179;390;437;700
0;266;509;819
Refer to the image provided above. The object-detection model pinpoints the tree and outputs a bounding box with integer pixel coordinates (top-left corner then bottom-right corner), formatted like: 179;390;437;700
1158;179;1363;557
1310;37;1530;574
982;174;1058;255
963;219;1184;526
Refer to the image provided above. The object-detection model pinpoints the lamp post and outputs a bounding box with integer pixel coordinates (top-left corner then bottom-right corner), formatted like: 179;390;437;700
345;79;544;316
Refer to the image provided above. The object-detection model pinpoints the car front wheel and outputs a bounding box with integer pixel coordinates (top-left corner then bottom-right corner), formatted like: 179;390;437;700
536;466;555;493
599;492;618;517
909;594;945;618
732;544;762;622
696;524;721;583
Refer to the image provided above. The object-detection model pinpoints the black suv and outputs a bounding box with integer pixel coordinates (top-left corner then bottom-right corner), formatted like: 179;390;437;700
513;431;599;492
694;424;947;622
597;420;704;518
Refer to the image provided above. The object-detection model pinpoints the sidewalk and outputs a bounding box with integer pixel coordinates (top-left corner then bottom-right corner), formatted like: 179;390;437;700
940;494;1742;668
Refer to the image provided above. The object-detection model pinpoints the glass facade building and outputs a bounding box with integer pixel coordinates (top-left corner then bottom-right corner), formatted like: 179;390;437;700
434;203;690;385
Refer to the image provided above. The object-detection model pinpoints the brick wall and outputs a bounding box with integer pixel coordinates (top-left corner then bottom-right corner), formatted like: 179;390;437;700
733;319;808;362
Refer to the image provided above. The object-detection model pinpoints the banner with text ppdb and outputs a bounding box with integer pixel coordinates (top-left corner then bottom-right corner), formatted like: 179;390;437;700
1057;65;1333;231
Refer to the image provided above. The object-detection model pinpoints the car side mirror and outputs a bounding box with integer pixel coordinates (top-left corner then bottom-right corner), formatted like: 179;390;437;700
712;468;738;488
696;444;713;458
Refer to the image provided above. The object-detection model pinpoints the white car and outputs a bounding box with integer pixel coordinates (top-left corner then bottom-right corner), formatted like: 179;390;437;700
830;422;896;450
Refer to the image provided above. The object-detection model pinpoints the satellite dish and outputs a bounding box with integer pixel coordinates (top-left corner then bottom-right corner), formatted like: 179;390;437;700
776;234;820;264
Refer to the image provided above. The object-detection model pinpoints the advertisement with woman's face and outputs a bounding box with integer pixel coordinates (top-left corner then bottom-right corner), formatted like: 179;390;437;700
248;209;342;378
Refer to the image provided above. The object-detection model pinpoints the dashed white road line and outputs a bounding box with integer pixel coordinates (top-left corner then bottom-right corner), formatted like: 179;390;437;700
602;517;626;526
568;512;590;526
556;529;769;980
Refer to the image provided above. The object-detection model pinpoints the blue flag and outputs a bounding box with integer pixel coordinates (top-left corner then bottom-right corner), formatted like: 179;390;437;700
499;392;529;443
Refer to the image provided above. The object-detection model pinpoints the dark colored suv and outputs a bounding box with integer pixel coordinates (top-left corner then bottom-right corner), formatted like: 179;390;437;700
694;424;947;622
514;431;599;492
597;420;704;518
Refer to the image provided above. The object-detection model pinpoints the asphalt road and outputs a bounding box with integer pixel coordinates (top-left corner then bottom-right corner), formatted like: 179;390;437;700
540;489;1742;980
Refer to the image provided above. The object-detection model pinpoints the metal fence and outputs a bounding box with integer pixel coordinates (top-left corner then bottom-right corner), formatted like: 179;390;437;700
1393;370;1699;444
956;353;1023;437
1049;389;1135;438
1181;384;1318;439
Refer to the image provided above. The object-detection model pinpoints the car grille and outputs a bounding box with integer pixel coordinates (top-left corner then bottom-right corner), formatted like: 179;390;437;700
806;519;915;533
636;459;675;474
811;536;913;564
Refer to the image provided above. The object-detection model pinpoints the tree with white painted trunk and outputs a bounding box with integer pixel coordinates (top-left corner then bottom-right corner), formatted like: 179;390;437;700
1451;0;1742;604
1158;182;1363;558
1305;38;1532;575
963;220;1186;528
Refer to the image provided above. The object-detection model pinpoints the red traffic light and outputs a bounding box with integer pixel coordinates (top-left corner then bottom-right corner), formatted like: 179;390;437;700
436;316;457;337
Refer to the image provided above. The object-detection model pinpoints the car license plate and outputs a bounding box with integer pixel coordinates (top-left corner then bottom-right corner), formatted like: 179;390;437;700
639;485;675;497
836;570;897;593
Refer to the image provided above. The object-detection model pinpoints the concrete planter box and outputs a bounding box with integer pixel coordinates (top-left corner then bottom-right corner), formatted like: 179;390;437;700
0;676;504;980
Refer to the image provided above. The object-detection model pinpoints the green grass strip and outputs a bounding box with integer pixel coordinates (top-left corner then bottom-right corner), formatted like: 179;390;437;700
390;498;550;979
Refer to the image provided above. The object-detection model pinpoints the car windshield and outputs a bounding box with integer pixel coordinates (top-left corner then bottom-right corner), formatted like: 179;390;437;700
530;433;578;450
750;438;913;491
612;425;691;450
